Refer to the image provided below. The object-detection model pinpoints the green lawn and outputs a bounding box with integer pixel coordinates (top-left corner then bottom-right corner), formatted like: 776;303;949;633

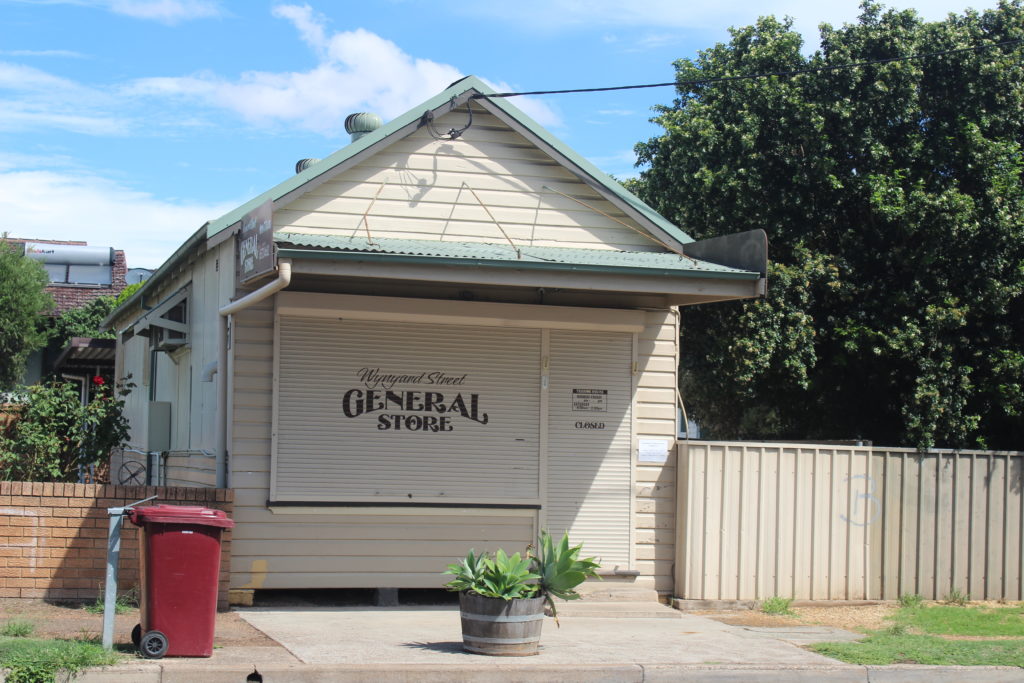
809;603;1024;666
812;633;1024;666
0;636;121;683
897;605;1024;637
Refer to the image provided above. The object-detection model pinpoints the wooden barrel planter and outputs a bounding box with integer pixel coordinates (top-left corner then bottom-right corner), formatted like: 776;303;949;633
459;592;545;656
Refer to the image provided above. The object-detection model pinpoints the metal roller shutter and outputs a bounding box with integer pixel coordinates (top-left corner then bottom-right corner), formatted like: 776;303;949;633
274;317;541;504
547;330;633;568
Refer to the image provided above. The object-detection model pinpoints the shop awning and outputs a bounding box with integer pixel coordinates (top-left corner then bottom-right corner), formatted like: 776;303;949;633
273;232;764;306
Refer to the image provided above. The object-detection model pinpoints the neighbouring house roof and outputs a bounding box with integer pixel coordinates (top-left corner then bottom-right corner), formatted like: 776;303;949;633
51;337;116;373
275;233;759;281
205;75;694;251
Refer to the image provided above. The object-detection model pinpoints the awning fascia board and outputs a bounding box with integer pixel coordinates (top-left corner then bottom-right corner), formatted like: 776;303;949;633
277;291;647;332
280;249;764;303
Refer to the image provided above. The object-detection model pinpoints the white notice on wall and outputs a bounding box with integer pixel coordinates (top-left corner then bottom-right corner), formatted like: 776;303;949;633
637;439;670;463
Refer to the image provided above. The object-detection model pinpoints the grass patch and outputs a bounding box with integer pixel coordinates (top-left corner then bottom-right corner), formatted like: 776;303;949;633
0;636;121;683
943;589;970;607
760;596;794;616
83;590;138;616
897;593;924;609
811;632;1024;666
811;601;1024;666
897;605;1024;637
0;621;35;638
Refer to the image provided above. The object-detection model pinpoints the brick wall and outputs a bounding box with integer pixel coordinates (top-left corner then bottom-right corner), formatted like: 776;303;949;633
47;249;128;314
0;482;234;610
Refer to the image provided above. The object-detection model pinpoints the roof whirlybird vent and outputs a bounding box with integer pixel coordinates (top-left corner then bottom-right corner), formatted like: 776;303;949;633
295;158;321;174
344;112;382;142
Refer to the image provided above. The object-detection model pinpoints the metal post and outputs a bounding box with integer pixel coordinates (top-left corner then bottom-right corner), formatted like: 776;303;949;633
102;495;158;650
101;507;125;650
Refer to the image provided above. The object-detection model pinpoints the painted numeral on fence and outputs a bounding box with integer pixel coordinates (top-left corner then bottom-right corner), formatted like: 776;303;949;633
840;474;880;526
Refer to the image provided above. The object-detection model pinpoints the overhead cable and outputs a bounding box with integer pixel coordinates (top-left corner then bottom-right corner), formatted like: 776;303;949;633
471;38;1024;99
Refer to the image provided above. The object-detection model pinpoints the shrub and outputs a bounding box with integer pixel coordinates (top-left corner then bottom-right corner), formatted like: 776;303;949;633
0;377;132;482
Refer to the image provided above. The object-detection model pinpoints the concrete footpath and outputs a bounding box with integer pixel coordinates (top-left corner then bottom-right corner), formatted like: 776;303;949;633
74;606;1024;682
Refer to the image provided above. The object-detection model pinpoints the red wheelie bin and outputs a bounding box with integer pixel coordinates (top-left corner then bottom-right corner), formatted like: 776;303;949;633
128;505;235;658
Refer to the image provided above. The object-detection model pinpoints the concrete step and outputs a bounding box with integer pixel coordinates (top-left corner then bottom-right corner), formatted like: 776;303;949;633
547;600;682;619
575;583;663;602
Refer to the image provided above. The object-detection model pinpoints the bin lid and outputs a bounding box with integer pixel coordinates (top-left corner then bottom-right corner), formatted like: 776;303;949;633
128;504;235;528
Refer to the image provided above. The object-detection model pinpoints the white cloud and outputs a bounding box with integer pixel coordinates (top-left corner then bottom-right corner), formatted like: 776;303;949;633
107;0;223;23
0;163;234;268
0;62;127;135
0;49;87;58
126;3;561;135
588;149;639;169
5;0;223;24
453;0;1001;47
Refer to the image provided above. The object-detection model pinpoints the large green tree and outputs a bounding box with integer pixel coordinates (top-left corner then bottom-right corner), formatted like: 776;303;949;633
633;2;1024;448
0;242;53;390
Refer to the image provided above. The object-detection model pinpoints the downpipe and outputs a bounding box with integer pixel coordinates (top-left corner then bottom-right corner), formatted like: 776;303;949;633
214;259;292;488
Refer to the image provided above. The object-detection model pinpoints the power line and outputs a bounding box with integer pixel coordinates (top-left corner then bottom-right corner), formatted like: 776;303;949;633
472;38;1024;99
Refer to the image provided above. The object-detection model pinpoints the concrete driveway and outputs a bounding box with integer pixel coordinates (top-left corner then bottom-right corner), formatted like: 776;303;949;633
234;605;850;667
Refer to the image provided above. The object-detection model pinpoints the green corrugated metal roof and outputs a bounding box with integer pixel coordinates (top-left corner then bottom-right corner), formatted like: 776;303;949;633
205;76;694;248
275;232;757;279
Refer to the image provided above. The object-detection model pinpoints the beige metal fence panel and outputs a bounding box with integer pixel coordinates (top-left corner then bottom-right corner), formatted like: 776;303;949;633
676;442;1022;601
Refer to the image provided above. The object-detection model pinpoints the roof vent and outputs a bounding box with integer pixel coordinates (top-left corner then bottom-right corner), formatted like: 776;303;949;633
345;112;383;142
295;158;320;174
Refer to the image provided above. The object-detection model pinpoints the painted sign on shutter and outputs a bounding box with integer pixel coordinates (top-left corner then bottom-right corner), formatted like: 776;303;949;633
275;318;541;503
341;368;488;433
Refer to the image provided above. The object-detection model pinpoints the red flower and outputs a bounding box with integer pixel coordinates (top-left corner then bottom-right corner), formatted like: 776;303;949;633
92;376;105;386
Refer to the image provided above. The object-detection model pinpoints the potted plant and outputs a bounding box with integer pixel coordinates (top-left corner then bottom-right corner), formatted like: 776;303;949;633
443;530;600;656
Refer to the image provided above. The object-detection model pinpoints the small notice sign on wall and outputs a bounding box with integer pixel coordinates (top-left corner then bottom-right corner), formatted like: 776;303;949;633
572;389;608;412
637;439;670;463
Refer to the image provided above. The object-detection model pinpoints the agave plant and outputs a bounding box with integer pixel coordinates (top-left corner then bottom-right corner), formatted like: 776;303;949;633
443;548;540;600
531;530;601;623
443;530;600;624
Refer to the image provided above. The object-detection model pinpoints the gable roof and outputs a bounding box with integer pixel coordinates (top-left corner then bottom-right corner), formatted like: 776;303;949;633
205;75;694;251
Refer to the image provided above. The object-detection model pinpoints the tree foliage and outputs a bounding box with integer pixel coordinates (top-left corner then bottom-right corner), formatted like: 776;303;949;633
50;296;117;350
633;2;1024;448
49;280;142;351
0;242;53;390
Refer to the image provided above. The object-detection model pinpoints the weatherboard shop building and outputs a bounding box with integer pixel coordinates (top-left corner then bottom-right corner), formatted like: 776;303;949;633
108;76;766;605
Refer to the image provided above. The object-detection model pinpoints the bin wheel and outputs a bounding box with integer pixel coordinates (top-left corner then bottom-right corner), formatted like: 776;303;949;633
139;630;168;659
131;624;142;648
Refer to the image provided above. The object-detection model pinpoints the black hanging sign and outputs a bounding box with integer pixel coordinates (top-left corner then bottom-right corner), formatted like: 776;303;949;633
236;200;276;285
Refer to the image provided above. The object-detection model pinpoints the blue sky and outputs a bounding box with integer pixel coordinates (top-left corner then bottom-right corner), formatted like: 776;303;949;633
0;0;1000;268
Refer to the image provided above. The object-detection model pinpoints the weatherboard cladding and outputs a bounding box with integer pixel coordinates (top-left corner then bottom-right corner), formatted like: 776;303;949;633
205;75;694;252
275;233;754;277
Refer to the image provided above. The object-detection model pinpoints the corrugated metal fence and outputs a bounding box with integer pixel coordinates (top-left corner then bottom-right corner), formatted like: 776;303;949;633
675;441;1023;601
